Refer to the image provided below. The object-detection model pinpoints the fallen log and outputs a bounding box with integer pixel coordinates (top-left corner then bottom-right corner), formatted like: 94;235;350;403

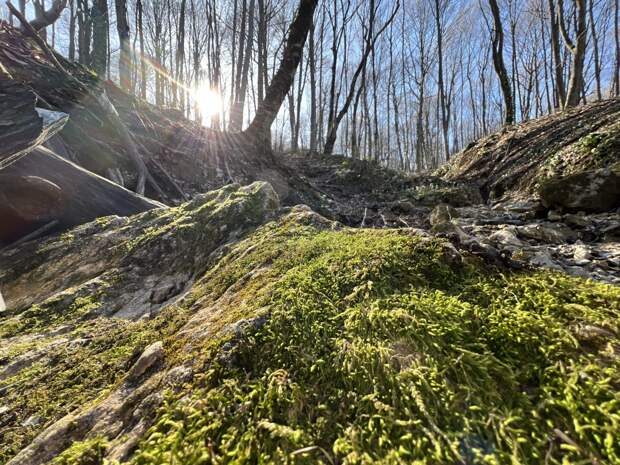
0;146;164;247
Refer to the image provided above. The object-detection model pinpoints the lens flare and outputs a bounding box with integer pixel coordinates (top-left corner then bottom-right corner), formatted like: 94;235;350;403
194;85;222;121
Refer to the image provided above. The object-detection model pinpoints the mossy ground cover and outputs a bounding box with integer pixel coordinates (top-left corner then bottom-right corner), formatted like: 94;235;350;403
124;214;620;465
0;303;191;464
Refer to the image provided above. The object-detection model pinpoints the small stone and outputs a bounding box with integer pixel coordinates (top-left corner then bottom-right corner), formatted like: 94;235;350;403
547;210;562;222
602;222;620;240
128;341;164;380
573;245;591;262
564;213;589;228
573;324;615;342
529;250;562;270
517;223;575;244
496;200;543;215
429;204;459;226
390;200;416;215
430;221;470;242
22;415;43;427
165;366;193;385
489;228;525;248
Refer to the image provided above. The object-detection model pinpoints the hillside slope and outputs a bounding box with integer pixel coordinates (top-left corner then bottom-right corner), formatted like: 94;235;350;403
443;98;620;205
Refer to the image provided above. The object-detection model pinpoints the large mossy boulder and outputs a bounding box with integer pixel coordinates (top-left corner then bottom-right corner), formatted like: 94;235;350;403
2;182;620;465
540;163;620;213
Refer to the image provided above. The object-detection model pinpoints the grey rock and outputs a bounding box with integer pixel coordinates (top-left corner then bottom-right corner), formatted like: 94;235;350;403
573;245;592;262
489;228;525;248
430;204;459;227
564;213;590;228
128;341;164;380
540;165;620;213
493;200;543;215
529;251;562;270
22;415;43;428
517;223;576;244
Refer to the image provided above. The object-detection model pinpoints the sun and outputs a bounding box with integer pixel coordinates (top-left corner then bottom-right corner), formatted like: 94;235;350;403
194;85;222;121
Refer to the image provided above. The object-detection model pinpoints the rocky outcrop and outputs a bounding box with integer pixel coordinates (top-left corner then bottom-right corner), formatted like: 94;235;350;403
539;163;620;213
1;181;619;465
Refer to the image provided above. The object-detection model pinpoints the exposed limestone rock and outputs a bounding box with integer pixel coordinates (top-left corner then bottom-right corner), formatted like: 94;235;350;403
128;341;163;380
539;164;620;213
516;222;577;244
0;182;281;464
489;227;525;248
429;204;459;226
0;181;279;317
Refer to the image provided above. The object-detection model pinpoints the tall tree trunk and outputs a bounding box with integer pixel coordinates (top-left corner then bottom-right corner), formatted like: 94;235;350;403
558;0;587;108
323;0;400;156
587;0;601;100
91;0;108;76
308;21;318;153
614;0;619;96
137;0;146;99
115;0;131;90
68;0;76;61
175;0;186;108
488;0;515;125
548;0;566;108
246;0;319;144
434;0;450;161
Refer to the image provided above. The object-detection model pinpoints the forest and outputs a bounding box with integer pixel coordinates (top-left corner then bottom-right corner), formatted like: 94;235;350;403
1;0;619;169
1;0;620;464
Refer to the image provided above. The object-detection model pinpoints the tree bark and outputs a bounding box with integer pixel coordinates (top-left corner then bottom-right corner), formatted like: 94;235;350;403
558;0;587;108
548;0;566;108
245;0;319;144
91;0;109;76
27;0;67;31
115;0;131;90
488;0;515;125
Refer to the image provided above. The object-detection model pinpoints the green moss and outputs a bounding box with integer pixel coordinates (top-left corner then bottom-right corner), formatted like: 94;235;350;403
128;217;620;465
51;437;109;465
0;304;191;464
577;128;619;166
0;286;106;338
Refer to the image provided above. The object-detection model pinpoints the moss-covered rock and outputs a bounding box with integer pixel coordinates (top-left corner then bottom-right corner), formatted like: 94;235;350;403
540;163;620;213
2;182;619;465
129;215;620;465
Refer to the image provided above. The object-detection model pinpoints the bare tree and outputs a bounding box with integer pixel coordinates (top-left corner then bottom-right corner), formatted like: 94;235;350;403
115;0;131;90
487;0;515;125
557;0;587;108
323;0;400;156
246;0;319;143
